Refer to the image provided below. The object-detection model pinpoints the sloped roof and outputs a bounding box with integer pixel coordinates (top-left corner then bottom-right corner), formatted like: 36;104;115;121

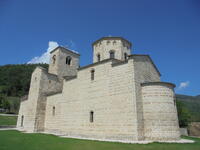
129;54;161;76
50;46;80;56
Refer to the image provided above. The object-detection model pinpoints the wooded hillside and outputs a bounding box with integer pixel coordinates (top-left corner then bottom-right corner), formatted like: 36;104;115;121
0;64;48;113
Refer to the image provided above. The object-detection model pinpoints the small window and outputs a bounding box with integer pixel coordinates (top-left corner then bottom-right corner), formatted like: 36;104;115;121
21;115;24;127
124;53;128;60
52;106;55;116
90;111;94;123
52;55;56;64
66;56;72;65
97;54;101;62
174;96;176;107
109;50;115;59
91;69;95;80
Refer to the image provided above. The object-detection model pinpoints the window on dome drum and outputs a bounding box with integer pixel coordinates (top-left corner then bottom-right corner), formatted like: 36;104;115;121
109;51;115;59
52;55;56;64
91;69;95;80
97;54;101;62
52;106;55;116
21;115;24;127
124;53;128;60
66;56;72;65
90;111;94;123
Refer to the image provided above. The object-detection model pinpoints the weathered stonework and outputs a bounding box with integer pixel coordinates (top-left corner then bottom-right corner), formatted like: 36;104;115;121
141;82;180;140
17;37;180;142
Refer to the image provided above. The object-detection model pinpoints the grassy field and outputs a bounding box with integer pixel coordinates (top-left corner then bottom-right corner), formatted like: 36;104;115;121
0;115;17;126
0;130;199;150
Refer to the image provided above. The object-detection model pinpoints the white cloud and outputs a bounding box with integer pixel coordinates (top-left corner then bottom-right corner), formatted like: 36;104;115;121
178;81;190;90
27;41;59;64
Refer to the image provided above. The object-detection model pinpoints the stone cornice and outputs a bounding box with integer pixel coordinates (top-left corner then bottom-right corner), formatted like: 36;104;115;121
92;37;132;47
141;82;176;88
78;58;121;71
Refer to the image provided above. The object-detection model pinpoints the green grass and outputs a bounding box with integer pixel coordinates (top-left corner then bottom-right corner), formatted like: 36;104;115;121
0;130;199;150
0;115;17;125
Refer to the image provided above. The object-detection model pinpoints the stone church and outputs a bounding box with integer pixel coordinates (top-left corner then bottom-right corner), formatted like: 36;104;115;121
17;37;180;142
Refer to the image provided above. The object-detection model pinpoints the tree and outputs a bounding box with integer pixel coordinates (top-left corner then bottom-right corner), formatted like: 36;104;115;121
0;94;5;108
176;100;191;127
2;99;11;112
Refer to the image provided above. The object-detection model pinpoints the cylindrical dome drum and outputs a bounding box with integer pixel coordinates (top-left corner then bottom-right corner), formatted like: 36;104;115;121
141;82;180;141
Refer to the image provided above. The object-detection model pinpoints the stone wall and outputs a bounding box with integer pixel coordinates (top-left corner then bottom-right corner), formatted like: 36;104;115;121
45;59;138;141
17;67;43;132
188;122;200;137
180;128;188;136
141;82;180;141
17;66;62;132
132;55;161;140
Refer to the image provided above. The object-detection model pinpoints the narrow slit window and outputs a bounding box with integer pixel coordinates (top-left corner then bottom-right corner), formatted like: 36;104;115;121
21;115;24;127
52;106;55;116
97;54;101;62
90;111;94;123
91;69;95;80
124;53;127;60
174;97;176;107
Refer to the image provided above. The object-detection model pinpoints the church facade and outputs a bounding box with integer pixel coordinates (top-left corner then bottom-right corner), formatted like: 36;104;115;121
17;37;180;141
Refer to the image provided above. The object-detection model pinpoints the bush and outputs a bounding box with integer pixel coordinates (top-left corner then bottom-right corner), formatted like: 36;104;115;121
176;100;191;127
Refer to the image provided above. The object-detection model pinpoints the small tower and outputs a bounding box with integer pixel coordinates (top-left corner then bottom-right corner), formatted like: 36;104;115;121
48;46;80;78
92;37;132;63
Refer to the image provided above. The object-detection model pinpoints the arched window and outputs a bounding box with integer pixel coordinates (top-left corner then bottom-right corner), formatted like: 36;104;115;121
97;54;101;62
124;53;128;60
21;115;24;127
109;50;115;59
52;55;56;64
91;69;95;80
66;56;72;65
90;111;94;123
52;106;55;116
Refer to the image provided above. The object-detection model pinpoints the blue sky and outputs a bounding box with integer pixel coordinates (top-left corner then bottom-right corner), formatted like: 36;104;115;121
0;0;199;96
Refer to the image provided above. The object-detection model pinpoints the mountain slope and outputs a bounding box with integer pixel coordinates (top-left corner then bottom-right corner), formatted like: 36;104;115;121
176;94;200;122
0;64;48;97
0;64;48;113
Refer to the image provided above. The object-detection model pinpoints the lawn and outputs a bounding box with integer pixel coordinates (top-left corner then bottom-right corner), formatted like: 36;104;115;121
0;115;17;126
0;130;199;150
